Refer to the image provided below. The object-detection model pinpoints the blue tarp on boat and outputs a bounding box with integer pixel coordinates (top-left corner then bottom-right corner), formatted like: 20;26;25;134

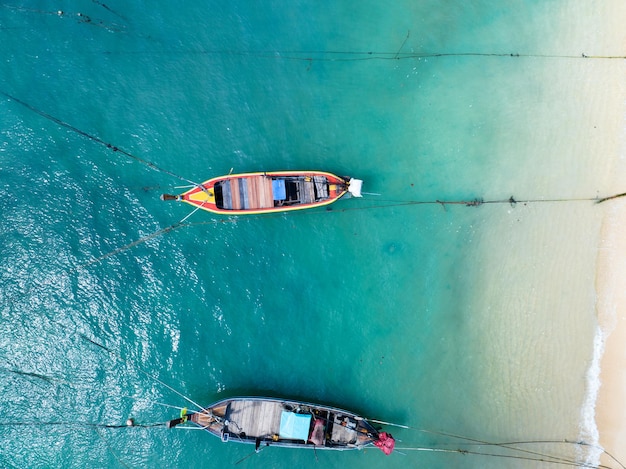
272;179;286;200
279;412;311;440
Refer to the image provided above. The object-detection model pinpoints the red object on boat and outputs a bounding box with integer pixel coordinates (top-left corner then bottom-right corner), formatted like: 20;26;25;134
374;432;395;455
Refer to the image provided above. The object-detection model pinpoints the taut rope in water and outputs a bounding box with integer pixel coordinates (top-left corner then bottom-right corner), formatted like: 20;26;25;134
0;421;165;429
393;426;624;469
362;418;625;468
393;445;616;468
0;3;127;33
80;189;626;266
30;316;206;414
420;429;626;469
76;331;206;413
78;216;237;268
0;91;199;187
94;48;626;62
327;193;626;212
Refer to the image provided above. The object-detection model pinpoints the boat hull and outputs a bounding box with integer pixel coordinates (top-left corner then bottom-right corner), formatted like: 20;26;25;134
166;171;354;215
171;396;383;451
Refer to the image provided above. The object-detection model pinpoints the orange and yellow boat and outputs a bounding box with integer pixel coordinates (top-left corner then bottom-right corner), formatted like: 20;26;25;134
161;170;362;215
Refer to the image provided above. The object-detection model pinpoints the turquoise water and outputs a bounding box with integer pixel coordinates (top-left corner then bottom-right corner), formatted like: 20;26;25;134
1;2;622;468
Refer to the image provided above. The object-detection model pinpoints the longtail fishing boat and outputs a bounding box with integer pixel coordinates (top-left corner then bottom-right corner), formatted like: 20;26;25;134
161;170;363;215
167;396;395;455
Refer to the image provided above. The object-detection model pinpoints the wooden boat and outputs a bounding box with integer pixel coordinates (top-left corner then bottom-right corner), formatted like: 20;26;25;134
167;396;395;455
161;170;363;215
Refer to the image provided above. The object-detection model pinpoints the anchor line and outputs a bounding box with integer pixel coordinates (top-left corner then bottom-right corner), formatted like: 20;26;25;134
420;429;626;469
79;208;238;268
388;426;624;469
79;222;185;268
356;419;626;469
324;193;626;213
0;421;165;429
392;446;614;469
37;315;207;414
0;366;193;414
77;190;626;266
93;48;626;61
596;191;626;204
90;0;127;21
0;91;198;186
394;31;411;59
427;441;607;469
94;427;131;469
82;341;206;414
0;4;127;33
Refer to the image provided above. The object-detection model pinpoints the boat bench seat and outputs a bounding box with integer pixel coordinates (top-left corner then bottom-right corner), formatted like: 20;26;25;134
301;180;315;203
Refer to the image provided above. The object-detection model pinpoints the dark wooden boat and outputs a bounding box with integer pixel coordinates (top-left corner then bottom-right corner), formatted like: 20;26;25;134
161;170;363;215
167;396;395;454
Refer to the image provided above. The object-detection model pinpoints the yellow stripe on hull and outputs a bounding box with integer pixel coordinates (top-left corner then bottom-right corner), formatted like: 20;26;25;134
175;170;352;215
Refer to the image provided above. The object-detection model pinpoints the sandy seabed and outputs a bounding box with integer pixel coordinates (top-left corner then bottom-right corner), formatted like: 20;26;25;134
590;9;626;465
550;2;626;465
596;132;626;466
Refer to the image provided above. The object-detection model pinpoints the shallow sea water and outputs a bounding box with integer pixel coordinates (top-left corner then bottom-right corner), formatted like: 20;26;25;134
1;1;623;468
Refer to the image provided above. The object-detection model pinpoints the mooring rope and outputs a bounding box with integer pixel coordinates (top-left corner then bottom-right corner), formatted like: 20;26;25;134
0;91;199;187
79;222;185;268
94;427;132;469
89;0;127;21
0;421;165;429
420;429;626;469
93;47;626;62
78;188;626;266
0;4;126;33
17;313;207;416
328;193;625;212
78;215;238;268
72;329;206;413
0;365;193;416
387;427;625;469
364;420;624;468
392;445;618;469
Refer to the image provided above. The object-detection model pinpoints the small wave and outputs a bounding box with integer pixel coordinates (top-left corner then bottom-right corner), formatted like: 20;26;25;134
578;324;607;466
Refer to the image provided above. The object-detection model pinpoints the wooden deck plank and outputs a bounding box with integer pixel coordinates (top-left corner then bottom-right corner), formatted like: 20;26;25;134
257;177;266;208
231;179;241;209
248;177;258;209
240;178;249;209
228;400;284;438
302;180;315;203
258;176;268;208
264;178;274;207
